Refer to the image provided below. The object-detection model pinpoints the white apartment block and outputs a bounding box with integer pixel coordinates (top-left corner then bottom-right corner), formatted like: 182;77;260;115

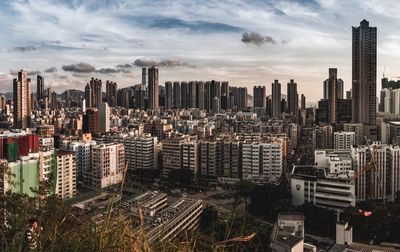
55;150;77;199
343;123;364;145
333;131;355;150
98;133;157;171
85;143;125;188
242;141;282;184
390;89;400;115
181;141;199;175
69;140;97;180
39;150;56;182
351;142;393;201
99;102;110;132
388;146;400;202
314;149;353;176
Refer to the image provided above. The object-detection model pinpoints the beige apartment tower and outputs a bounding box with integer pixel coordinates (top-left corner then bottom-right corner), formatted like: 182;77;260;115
13;70;32;129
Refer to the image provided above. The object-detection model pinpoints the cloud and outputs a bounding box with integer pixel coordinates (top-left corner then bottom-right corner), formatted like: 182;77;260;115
116;63;133;68
95;68;120;74
62;63;95;73
10;46;36;52
241;32;276;45
133;59;195;68
44;66;57;73
9;69;41;75
144;16;242;33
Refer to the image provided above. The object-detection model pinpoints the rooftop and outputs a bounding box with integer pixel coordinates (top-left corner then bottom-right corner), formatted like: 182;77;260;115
347;242;400;252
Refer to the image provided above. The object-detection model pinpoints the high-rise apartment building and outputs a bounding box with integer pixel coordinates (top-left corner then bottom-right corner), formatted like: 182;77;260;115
105;81;117;107
343;123;364;145
242;141;282;184
173;81;181;109
84;83;92;108
199;140;222;178
13;70;32;129
148;66;159;110
189;81;197;108
90;78;102;109
85;143;125;188
221;81;229;110
181;81;189;109
37;75;44;101
327;68;338;124
352;20;377;138
181;141;199;176
97;132;157;172
98;102;110;133
301;94;306;110
69;140;97;181
83;108;99;134
334;131;355;150
165;81;173;109
55;150;77;199
253;86;266;108
287;79;298;117
351;143;390;201
272;80;281;118
196;81;205;110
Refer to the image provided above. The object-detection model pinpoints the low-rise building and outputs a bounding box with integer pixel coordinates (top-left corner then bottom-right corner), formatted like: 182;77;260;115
130;191;168;221
144;197;203;244
291;165;356;211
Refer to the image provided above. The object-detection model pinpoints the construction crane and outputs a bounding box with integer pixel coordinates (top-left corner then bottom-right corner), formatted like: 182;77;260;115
352;137;386;207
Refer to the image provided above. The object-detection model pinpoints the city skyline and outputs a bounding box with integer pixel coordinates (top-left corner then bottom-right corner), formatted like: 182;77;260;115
1;1;400;101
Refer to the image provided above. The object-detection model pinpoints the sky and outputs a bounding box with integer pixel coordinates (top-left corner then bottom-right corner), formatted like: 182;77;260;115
1;0;400;101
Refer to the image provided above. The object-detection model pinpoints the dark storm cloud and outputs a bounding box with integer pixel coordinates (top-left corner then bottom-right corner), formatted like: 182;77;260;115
133;59;195;68
241;32;276;45
62;63;96;73
44;66;57;73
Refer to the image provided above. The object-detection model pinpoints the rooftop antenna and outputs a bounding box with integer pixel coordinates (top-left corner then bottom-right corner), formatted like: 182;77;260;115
383;66;386;78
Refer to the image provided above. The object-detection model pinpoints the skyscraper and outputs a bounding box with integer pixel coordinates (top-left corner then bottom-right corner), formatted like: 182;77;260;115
165;81;173;109
84;83;92;108
272;80;281;118
142;67;147;85
37;75;44;101
90;78;102;109
148;66;159;110
352;20;377;137
99;102;110;133
253;86;266;108
173;81;181;108
83;108;99;133
301;94;306;110
105;81;117;107
196;81;205;110
181;81;189;108
287;79;298;116
189;81;197;108
13;70;32;129
238;87;248;110
327;68;338;124
221;81;229;110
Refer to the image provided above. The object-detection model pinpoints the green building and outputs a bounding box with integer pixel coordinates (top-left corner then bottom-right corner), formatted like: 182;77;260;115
8;156;40;197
